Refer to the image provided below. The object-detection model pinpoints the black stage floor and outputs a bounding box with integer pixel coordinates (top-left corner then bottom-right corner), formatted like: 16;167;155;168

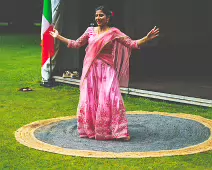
129;76;212;100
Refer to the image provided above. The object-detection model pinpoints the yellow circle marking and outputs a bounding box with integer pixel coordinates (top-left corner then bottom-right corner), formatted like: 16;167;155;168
15;111;212;158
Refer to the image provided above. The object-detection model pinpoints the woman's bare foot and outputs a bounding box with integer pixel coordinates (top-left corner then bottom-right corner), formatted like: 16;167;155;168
116;136;130;141
123;136;130;141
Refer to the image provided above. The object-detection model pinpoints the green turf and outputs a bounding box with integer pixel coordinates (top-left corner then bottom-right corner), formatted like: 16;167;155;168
0;33;212;170
34;23;41;27
0;22;8;26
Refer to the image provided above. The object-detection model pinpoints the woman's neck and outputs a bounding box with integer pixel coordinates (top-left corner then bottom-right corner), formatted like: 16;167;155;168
97;25;110;33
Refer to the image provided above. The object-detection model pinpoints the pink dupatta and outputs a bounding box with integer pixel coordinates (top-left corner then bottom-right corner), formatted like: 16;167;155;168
81;27;132;88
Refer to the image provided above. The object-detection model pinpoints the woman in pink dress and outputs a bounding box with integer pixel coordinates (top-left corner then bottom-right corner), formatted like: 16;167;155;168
50;6;159;141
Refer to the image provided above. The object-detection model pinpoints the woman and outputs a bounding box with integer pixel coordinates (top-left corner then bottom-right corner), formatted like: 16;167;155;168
50;6;159;141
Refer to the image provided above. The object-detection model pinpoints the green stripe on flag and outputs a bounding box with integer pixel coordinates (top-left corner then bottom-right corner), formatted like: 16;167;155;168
43;0;52;23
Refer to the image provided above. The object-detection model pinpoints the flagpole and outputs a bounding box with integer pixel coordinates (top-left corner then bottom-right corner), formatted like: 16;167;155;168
48;0;61;87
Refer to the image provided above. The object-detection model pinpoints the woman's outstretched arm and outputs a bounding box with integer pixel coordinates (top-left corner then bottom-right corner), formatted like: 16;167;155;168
116;26;159;49
49;28;69;45
137;26;159;46
49;28;89;48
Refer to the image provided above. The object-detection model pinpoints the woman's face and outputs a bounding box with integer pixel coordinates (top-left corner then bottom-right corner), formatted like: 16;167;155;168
95;10;109;27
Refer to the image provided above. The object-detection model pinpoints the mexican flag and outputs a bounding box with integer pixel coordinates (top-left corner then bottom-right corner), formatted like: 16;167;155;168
41;0;60;83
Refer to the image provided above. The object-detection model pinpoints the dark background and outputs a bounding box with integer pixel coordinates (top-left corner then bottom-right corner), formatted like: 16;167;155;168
61;0;212;82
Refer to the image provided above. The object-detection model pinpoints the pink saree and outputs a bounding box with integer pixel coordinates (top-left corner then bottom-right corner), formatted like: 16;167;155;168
68;27;139;140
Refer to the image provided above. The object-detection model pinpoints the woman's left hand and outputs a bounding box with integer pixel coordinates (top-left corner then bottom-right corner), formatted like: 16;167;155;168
146;26;159;41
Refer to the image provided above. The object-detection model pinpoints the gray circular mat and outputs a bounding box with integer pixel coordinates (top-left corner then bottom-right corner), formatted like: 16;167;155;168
34;114;210;153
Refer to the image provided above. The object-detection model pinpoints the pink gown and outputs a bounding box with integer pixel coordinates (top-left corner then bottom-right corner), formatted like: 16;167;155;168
67;27;139;140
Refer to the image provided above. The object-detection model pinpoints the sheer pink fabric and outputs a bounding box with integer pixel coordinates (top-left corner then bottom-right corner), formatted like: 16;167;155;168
68;27;139;140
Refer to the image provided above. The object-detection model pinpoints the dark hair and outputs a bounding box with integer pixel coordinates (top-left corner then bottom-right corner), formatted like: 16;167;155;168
95;5;113;25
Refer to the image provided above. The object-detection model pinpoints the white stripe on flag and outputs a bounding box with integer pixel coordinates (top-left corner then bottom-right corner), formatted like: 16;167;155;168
41;58;52;81
41;15;51;40
41;54;56;82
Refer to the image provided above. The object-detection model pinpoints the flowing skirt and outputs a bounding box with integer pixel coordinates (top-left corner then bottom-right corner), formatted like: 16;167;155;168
77;56;129;140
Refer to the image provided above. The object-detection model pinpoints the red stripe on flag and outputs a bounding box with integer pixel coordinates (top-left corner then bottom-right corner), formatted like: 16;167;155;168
41;25;55;66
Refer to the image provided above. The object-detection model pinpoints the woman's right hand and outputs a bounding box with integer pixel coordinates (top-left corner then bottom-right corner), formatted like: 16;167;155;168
49;28;59;38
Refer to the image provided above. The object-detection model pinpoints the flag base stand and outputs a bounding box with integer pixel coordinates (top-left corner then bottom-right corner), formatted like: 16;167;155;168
40;79;56;88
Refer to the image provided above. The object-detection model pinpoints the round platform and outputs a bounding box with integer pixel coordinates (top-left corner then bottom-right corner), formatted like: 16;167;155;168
15;111;212;158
